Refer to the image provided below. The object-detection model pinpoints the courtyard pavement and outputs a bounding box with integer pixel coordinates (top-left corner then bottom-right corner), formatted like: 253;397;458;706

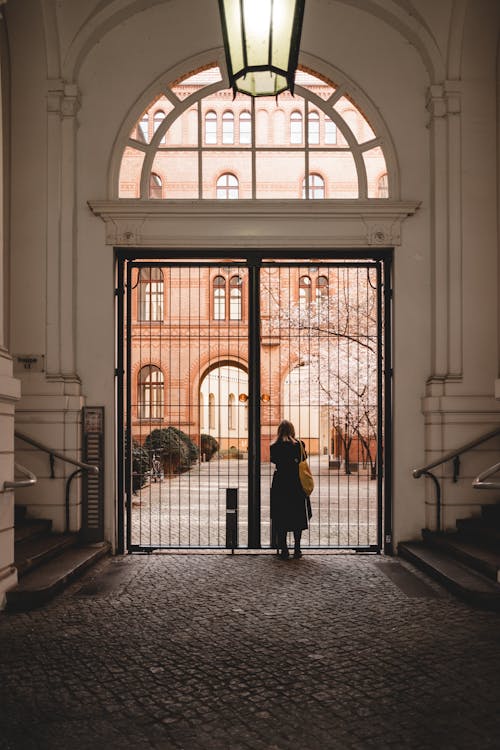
1;552;500;749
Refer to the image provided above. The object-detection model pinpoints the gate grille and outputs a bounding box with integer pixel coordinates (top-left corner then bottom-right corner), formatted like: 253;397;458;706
118;253;390;552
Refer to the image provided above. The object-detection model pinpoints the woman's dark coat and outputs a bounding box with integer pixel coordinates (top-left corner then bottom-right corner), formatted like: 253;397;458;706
270;439;311;533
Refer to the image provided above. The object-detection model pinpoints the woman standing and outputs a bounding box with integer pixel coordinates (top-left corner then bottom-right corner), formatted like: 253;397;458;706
270;420;311;560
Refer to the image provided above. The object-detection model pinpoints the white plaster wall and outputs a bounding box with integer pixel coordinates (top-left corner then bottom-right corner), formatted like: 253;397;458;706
4;0;500;550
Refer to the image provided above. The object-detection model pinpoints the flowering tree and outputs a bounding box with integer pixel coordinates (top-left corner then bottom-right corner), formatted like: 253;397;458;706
264;267;379;476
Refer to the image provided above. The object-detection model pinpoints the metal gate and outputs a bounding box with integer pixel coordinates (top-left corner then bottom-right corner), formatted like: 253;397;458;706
116;251;392;553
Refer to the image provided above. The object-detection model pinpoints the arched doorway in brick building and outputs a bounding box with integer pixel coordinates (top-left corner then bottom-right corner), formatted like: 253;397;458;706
117;250;392;552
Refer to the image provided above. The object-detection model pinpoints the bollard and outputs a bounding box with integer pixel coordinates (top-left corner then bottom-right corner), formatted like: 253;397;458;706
226;488;238;553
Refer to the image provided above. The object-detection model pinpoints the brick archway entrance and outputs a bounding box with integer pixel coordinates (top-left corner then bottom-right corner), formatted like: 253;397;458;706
117;249;392;553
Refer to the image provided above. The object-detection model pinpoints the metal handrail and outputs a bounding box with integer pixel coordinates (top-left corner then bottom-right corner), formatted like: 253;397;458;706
413;426;500;531
473;461;500;491
15;431;98;474
412;426;500;478
14;430;98;533
2;463;37;491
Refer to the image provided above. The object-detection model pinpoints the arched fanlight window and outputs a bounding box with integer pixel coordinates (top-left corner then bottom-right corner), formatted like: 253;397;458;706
205;111;217;144
299;275;312;307
316;275;328;303
154;110;166;144
121;66;390;200
308;111;320;144
325;116;337;144
290;111;303;144
239;111;251;144
216;173;239;199
138;365;164;420
138;113;149;142
199;391;205;429
222;111;234;144
209;393;216;429
377;173;389;198
138;267;164;321
213;275;226;320
229;275;242;320
228;393;236;430
302;174;325;199
149;173;162;199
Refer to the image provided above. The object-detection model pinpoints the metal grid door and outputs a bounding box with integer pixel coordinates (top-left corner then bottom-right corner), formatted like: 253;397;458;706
117;252;391;553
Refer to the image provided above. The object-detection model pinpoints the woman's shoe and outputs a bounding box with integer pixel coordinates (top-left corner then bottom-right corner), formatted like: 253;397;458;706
293;549;303;559
279;549;290;560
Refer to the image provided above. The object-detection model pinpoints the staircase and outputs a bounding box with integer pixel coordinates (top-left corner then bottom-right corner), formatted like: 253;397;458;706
6;505;110;611
399;503;500;611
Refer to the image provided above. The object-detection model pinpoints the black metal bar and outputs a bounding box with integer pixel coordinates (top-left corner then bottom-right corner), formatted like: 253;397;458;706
248;259;261;548
383;254;393;554
65;468;83;534
116;254;125;555
226;488;238;552
115;247;393;262
125;260;133;552
376;262;384;553
452;455;460;483
49;453;55;479
423;470;442;531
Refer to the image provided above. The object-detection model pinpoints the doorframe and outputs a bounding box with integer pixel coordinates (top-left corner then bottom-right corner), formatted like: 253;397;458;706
115;247;394;555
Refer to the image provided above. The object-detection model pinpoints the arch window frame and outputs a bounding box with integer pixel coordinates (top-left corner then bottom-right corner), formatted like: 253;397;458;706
302;173;325;199
213;275;226;320
222;110;235;144
216;173;239;199
229;275;243;320
153;110;166;144
138;267;164;321
308;111;320;145
149;172;163;199
120;65;393;201
239;110;251;144
299;275;312;308
138;364;164;420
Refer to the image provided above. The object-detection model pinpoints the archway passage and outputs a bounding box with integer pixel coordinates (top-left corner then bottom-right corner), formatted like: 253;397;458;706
117;251;392;552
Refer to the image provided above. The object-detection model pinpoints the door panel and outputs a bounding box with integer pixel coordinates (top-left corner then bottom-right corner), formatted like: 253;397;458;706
118;254;389;552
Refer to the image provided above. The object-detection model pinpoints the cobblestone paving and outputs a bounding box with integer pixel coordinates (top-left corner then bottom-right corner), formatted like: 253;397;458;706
1;553;500;749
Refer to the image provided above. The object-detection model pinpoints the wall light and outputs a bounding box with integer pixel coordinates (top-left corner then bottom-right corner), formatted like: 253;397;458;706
218;0;305;97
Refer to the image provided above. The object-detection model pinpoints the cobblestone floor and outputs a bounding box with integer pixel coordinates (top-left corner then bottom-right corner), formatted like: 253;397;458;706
1;553;499;750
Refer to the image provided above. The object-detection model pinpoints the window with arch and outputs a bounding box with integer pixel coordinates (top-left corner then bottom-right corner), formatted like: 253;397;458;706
290;111;303;144
324;116;337;144
216;173;239;199
228;393;236;430
299;276;312;308
213;275;226;320
209;393;215;429
138;267;164;321
302;174;325;199
138;365;164;420
377;173;389;198
205;110;217;144
222;111;234;144
154;110;166;144
121;66;389;200
149;173;162;199
138;113;149;142
239;111;251;144
316;275;328;304
308;111;320;144
229;275;242;320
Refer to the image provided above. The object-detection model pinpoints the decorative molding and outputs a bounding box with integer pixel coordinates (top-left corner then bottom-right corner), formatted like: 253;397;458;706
88;199;420;248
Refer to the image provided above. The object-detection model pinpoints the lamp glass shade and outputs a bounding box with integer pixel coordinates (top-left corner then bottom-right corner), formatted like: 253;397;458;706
219;0;305;97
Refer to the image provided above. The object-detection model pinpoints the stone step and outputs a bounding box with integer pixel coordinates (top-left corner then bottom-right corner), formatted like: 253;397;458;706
456;517;500;548
398;541;500;611
15;533;78;578
422;529;500;583
6;542;111;611
480;503;500;527
14;518;53;544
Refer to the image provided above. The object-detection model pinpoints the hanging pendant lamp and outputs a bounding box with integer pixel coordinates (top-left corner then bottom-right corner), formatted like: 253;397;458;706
218;0;305;98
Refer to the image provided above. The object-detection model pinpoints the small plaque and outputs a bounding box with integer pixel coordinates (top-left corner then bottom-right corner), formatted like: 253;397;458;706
83;407;104;434
14;354;45;372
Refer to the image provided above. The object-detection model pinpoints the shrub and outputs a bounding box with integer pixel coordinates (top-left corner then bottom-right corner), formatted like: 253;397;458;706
130;438;149;493
200;434;219;461
144;427;198;475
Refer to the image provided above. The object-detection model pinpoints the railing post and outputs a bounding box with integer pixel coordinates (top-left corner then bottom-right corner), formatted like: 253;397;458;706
423;471;441;532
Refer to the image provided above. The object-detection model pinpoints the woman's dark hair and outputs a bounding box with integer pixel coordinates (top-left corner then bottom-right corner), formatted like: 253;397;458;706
276;420;296;441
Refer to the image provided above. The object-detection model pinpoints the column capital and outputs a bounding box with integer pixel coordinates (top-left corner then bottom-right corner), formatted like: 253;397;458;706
46;80;81;117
